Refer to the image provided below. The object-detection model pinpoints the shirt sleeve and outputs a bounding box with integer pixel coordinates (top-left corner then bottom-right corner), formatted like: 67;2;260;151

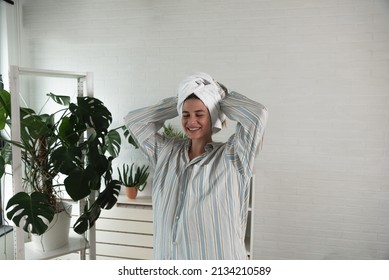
219;91;268;177
123;97;178;167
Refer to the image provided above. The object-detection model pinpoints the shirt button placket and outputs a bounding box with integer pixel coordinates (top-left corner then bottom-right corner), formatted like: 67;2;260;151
171;166;190;259
172;190;182;259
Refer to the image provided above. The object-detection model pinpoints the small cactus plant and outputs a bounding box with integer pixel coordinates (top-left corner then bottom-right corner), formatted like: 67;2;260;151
117;163;150;191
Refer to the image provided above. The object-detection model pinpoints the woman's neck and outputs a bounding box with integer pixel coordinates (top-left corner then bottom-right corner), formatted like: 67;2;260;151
189;138;212;160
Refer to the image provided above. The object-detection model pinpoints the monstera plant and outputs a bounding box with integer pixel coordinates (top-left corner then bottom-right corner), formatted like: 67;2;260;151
0;76;132;236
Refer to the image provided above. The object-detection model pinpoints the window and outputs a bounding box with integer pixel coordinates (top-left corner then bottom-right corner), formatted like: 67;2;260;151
0;1;4;228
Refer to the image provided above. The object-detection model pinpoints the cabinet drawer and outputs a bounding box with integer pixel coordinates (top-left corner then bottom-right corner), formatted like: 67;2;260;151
97;231;153;247
99;206;153;221
96;219;152;234
97;243;153;260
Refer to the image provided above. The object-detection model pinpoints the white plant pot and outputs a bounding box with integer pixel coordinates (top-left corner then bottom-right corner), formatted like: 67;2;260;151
31;202;72;251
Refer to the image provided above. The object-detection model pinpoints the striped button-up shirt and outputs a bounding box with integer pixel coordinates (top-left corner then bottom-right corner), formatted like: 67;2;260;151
124;91;268;260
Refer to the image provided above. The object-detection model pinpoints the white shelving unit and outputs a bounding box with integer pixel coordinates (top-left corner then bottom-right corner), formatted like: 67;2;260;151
24;232;89;260
8;66;96;260
247;176;255;259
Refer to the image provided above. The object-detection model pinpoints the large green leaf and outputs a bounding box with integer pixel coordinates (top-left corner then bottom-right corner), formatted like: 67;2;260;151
0;156;5;178
122;126;139;148
84;164;102;190
73;179;121;235
89;154;109;179
51;146;82;175
58;116;81;145
105;129;121;158
6;192;55;235
20;110;52;140
0;89;11;129
64;168;91;201
73;202;101;235
71;96;112;135
47;92;71;106
0;141;12;166
63;161;106;201
96;179;121;210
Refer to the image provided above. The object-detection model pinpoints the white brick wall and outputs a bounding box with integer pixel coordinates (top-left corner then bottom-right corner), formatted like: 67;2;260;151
15;0;389;259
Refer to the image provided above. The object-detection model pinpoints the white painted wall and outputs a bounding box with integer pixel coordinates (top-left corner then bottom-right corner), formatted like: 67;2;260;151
12;0;389;259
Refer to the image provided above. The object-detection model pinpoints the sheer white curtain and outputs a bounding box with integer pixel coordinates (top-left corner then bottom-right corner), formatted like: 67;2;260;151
0;1;5;227
0;0;21;88
0;0;21;228
0;2;5;78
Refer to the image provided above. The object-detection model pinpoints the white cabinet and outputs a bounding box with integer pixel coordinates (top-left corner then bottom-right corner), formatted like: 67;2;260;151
95;195;153;260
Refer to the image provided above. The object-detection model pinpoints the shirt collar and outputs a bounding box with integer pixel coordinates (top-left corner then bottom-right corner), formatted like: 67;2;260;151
184;140;222;152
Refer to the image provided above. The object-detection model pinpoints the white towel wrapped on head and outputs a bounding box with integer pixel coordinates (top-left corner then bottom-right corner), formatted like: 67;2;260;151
177;72;227;134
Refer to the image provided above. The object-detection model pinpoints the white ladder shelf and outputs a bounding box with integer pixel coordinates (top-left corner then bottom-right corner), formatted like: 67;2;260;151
8;66;96;260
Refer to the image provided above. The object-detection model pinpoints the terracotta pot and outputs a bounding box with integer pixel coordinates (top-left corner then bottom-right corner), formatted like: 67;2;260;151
125;186;138;199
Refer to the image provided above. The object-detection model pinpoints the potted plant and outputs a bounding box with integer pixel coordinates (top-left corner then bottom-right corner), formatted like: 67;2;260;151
163;123;187;139
0;76;131;240
117;163;150;199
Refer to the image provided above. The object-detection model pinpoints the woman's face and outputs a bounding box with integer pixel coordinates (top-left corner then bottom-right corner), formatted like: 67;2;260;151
181;98;212;141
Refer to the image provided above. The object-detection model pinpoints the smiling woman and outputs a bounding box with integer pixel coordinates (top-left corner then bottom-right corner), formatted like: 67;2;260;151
124;72;268;260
